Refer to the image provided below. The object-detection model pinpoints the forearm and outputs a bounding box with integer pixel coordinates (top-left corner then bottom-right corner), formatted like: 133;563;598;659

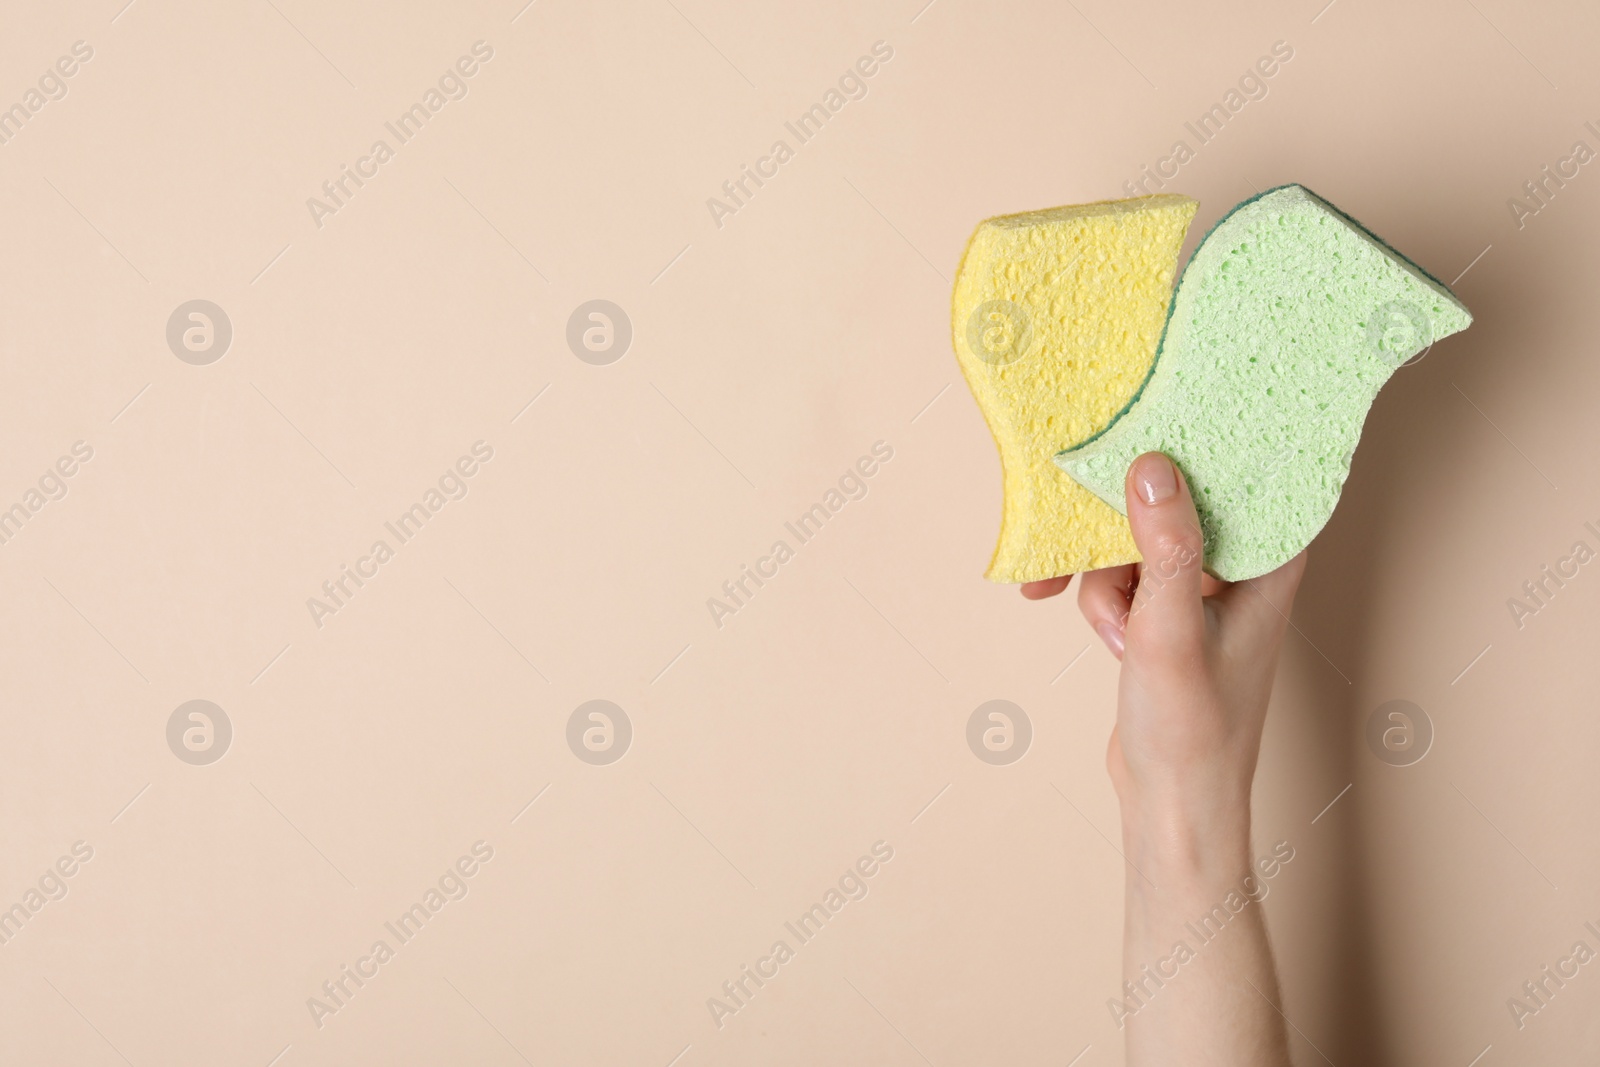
1117;794;1292;1067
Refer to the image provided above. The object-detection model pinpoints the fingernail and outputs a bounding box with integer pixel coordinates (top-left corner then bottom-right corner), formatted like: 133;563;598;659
1134;454;1178;505
1096;621;1125;658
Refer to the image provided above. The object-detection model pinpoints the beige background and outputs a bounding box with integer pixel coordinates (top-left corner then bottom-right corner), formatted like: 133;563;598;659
0;0;1597;1063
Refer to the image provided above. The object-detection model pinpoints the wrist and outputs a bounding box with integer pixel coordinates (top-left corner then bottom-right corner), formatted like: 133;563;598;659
1118;781;1253;894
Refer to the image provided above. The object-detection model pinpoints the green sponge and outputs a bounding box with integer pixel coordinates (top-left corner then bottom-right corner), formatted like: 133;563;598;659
1055;184;1471;581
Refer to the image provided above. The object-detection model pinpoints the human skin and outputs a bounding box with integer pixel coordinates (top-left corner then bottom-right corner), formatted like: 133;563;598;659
1023;452;1307;1066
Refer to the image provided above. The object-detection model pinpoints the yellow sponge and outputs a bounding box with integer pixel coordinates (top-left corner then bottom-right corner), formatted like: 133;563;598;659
952;194;1197;583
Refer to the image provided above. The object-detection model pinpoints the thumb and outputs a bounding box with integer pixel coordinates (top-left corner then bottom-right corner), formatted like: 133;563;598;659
1124;452;1207;651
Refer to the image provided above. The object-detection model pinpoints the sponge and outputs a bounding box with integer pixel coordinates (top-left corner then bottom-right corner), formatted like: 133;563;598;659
1056;184;1472;581
952;194;1198;583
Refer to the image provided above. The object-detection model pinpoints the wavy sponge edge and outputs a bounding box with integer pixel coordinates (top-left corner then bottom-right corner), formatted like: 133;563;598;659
1057;184;1472;581
952;194;1198;583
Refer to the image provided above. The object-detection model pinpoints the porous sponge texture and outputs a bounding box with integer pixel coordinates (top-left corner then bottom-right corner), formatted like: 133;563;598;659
952;194;1198;583
1057;184;1472;581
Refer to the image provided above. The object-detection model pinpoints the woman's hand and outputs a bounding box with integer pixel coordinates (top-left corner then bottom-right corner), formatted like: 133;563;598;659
1023;452;1305;835
1026;452;1307;1066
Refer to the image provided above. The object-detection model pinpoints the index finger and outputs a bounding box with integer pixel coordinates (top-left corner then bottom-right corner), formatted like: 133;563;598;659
1020;574;1073;600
